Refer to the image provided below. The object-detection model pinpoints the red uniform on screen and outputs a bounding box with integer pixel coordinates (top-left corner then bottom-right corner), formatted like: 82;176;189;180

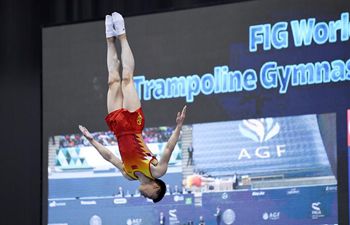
105;108;158;180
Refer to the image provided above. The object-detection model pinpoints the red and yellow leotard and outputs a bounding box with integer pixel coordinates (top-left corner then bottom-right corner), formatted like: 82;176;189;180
105;108;158;180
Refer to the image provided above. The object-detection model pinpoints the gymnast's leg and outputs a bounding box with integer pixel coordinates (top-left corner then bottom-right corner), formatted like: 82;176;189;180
105;15;123;114
120;34;140;112
112;13;140;112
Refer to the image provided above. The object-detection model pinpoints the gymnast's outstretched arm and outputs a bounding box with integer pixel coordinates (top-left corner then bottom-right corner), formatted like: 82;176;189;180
79;125;133;180
152;106;187;178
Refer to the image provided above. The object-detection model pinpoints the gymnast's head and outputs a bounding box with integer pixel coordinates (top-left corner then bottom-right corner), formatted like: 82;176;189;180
138;178;166;203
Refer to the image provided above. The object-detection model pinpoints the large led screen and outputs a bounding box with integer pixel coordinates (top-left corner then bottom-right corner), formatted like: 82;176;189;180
43;0;350;224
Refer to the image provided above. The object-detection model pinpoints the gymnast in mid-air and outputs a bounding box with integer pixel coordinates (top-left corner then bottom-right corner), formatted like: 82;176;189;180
79;12;186;203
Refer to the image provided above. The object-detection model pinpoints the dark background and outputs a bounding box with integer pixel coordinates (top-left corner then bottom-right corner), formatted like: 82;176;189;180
0;1;251;225
1;0;349;225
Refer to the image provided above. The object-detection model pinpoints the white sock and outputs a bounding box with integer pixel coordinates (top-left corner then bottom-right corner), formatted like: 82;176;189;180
105;15;116;38
112;12;125;36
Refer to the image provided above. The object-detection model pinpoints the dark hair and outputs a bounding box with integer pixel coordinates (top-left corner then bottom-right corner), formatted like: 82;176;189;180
152;178;166;203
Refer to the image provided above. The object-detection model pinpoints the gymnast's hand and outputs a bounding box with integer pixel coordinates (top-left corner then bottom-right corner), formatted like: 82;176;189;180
176;105;187;127
79;125;93;141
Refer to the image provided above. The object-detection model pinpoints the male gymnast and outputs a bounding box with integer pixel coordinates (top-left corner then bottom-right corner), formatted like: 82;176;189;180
79;12;186;203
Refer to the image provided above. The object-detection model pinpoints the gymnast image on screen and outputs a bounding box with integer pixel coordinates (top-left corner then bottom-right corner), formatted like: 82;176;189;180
79;12;186;203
